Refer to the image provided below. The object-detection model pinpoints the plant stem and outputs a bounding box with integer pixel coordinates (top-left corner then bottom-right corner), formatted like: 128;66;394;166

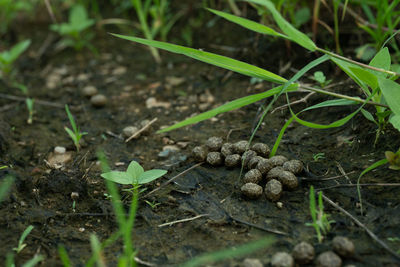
299;84;389;108
316;47;400;77
133;0;161;64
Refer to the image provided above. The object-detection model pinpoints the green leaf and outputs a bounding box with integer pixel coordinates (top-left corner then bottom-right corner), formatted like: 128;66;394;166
245;0;316;51
0;175;14;203
126;161;144;182
158;84;298;133
389;114;400;132
331;57;369;92
64;127;77;143
207;8;288;39
360;108;377;124
111;34;287;84
349;66;378;90
313;71;326;84
378;78;400;115
369;47;391;78
138;169;167;184
100;171;133;185
302;99;358;112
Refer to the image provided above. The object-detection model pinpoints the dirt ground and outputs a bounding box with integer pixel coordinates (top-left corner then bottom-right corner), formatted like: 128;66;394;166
1;17;400;266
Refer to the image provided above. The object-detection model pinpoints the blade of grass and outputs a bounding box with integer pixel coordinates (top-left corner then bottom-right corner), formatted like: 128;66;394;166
245;0;316;51
181;237;274;267
110;34;287;84
207;8;289;39
158;83;298;133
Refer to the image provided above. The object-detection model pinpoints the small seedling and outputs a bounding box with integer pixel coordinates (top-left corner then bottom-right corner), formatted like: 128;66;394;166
101;160;167;188
313;152;325;162
64;104;87;151
313;71;331;87
145;200;161;209
306;186;335;243
50;4;95;52
26;98;34;124
13;225;34;254
0;39;31;78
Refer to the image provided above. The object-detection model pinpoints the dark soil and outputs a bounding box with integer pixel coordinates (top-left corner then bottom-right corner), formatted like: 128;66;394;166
1;16;400;267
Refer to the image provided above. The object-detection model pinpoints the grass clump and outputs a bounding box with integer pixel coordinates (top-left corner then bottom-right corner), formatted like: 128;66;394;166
305;186;335;243
64;104;87;152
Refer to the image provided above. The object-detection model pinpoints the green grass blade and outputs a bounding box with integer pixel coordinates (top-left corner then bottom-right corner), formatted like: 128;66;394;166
389;114;400;132
270;116;294;157
245;0;316;51
207;8;289;39
65;105;78;134
302;99;359;112
22;255;45;267
331;57;369;93
0;175;14;202
181;237;274;267
309;186;317;222
19;225;34;249
158;84;298;133
110;34;287;84
357;158;388;215
58;246;72;267
9;39;31;64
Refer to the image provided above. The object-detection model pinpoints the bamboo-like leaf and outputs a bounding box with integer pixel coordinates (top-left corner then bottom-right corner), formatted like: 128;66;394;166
349;66;378;90
331;57;369;93
207;8;288;39
389;114;400;132
378;78;400;115
158;84;298;133
302;99;358;112
111;34;287;84
245;0;316;51
369;47;391;78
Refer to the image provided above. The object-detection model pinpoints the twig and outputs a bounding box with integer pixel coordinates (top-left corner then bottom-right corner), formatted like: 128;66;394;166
336;161;352;184
134;257;155;267
271;92;315;113
321;193;400;261
44;0;57;24
141;162;203;199
301;171;356;181
125;117;158;143
0;93;64;108
158;214;208;227
317;183;400;191
230;215;288;236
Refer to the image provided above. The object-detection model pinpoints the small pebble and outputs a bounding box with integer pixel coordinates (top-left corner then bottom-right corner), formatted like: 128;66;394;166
283;160;304;174
248;156;264;169
206;136;223;152
276;202;283;209
122;126;139;138
332;236;355;258
251;142;270;157
221;142;234;157
243;258;263;267
256;158;274;175
90;94;107;107
192;146;208;162
269;155;288;167
54;146;66;154
242;150;257;167
233;140;248;154
82;85;98;97
277;171;298;190
225;154;241;168
243;169;262;184
206;152;223;166
271;252;294;267
316;251;342;267
265;179;282;202
292;241;315;264
266;166;285;181
241;183;263;199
